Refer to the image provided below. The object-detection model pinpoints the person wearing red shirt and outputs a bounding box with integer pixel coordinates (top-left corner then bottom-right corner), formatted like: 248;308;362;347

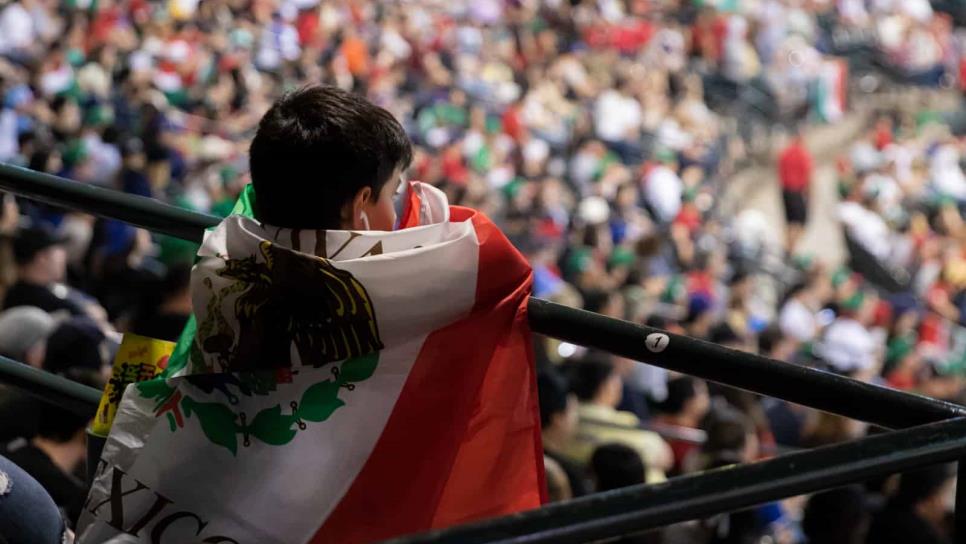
502;100;524;142
652;376;710;475
873;117;893;150
777;129;813;253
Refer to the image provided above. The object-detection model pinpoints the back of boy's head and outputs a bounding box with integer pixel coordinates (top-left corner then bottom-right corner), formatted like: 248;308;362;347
591;443;646;490
249;85;413;230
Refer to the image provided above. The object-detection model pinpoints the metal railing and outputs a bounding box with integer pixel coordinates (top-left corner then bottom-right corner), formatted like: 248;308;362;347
388;417;966;544
0;162;965;543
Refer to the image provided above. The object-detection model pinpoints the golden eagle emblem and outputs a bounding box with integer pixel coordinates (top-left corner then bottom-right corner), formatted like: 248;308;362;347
201;240;383;371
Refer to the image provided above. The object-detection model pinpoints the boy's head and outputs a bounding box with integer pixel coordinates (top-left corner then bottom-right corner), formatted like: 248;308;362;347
250;86;413;231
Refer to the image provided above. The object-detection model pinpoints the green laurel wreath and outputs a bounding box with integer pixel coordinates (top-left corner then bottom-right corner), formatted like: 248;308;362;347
137;353;379;456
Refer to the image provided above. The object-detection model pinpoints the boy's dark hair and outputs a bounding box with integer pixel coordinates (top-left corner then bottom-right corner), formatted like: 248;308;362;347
249;85;413;229
591;443;646;490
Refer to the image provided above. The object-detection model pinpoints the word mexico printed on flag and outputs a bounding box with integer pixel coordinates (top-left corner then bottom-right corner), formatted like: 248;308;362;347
78;183;545;543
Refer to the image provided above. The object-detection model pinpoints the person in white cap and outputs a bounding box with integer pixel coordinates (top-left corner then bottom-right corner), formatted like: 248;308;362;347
0;306;58;444
0;305;56;367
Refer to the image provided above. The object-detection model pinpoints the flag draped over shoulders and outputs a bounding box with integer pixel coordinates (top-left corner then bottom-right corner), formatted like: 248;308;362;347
78;182;544;544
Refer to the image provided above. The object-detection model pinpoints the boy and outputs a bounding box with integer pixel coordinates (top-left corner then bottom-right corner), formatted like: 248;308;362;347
79;87;543;544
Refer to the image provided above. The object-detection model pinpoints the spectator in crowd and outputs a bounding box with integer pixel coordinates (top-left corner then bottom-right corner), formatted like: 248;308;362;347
589;443;661;544
867;465;955;544
564;358;673;483
690;408;795;544
538;369;588;498
42;316;111;383
686;406;758;474
87;221;164;325
130;262;192;342
819;289;881;379
802;485;871;544
801;410;868;449
882;340;963;400
0;306;57;443
685;294;717;340
4;391;96;526
4;225;85;316
0;305;56;367
778;274;832;346
777;128;813;253
760;327;815;448
651;376;710;475
0;1;961;542
543;454;573;503
590;442;647;491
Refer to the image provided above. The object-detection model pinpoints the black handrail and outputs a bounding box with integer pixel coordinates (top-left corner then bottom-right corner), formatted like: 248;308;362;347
386;417;966;544
0;163;216;240
528;299;966;429
0;164;962;429
0;354;100;415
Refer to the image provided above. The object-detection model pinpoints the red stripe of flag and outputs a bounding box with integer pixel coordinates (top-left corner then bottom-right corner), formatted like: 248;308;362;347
312;207;544;543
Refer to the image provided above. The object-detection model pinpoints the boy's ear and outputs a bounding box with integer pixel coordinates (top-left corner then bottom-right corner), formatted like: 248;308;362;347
344;186;373;229
357;186;373;205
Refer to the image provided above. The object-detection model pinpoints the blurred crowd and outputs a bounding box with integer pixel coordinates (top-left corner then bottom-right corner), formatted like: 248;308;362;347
0;0;963;542
839;113;966;323
835;0;959;86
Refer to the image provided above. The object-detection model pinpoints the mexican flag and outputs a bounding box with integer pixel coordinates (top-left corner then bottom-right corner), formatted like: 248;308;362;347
78;182;545;543
815;58;848;124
